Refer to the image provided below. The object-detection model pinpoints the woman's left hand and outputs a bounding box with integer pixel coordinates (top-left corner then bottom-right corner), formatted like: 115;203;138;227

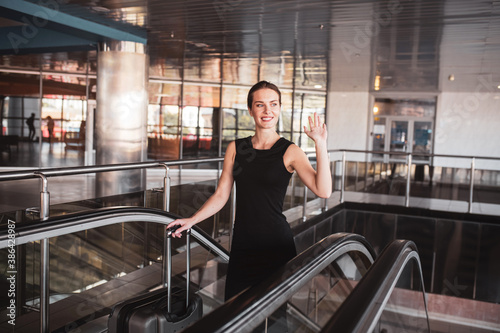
304;112;327;144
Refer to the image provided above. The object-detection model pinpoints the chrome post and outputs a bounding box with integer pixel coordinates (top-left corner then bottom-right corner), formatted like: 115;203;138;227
372;162;376;183
405;153;412;207
341;151;346;203
162;165;170;211
355;161;359;191
323;155;330;211
364;160;369;191
213;163;222;238
302;186;308;222
468;157;475;213
35;173;50;333
165;229;173;312
231;183;236;225
162;228;168;287
186;229;191;308
290;174;296;207
216;161;221;188
229;183;236;251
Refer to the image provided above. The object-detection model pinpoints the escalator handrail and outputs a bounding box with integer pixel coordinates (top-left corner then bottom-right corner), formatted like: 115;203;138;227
183;232;376;333
321;239;430;333
0;206;229;261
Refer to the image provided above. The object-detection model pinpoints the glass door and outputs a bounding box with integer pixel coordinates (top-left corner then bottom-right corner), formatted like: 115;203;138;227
390;120;409;161
371;98;436;163
412;121;432;162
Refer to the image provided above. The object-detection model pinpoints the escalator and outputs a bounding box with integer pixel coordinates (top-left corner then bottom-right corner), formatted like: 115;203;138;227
183;232;376;333
0;207;230;332
0;207;430;333
184;238;429;333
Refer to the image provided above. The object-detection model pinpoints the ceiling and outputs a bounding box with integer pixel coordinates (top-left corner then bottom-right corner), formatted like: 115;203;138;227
0;0;499;94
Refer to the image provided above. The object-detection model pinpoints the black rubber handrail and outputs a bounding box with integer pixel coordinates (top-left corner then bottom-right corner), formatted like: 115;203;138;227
321;239;430;333
183;232;376;333
0;206;229;261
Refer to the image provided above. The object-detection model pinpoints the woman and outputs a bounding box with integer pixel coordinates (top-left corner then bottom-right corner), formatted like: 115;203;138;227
167;81;332;301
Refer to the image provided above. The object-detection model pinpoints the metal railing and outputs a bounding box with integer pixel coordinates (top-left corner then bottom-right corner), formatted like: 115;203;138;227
0;149;500;221
321;240;430;333
325;149;500;214
181;233;376;333
0;149;498;332
1;149;499;225
0;207;229;333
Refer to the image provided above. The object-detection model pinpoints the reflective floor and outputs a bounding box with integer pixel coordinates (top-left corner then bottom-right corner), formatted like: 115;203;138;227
1;141;499;333
1;141;500;217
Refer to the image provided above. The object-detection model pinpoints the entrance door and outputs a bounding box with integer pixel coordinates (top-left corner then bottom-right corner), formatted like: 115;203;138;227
371;117;434;163
412;121;432;162
389;120;409;161
371;98;436;163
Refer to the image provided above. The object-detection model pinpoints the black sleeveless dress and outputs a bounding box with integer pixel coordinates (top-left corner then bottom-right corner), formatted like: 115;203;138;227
225;136;297;300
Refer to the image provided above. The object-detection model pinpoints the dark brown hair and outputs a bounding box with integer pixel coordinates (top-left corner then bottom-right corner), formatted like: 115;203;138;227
247;81;282;109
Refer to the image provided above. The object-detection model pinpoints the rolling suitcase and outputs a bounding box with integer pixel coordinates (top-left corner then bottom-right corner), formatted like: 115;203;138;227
108;227;202;333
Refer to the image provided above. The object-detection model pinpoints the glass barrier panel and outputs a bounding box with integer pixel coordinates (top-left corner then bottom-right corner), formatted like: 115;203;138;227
371;258;430;333
250;250;372;332
0;219;229;331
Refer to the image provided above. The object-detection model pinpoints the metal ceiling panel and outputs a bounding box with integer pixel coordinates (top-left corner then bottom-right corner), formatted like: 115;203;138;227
0;0;498;92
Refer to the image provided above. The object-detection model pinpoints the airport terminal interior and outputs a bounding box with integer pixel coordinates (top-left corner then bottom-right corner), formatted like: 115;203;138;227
0;0;499;332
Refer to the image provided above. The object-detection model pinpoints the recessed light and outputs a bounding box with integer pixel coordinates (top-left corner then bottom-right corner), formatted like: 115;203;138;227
91;6;110;12
448;74;455;81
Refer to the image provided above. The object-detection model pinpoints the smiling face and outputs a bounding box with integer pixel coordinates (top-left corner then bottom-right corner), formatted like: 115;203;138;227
248;88;281;130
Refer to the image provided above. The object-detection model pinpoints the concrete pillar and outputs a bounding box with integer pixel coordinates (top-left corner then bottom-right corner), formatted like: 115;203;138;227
95;41;148;197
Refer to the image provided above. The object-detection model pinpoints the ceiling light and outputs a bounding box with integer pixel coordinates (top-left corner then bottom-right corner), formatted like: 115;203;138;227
314;85;322;89
373;106;379;113
91;6;110;12
374;75;380;91
89;0;110;12
448;74;455;81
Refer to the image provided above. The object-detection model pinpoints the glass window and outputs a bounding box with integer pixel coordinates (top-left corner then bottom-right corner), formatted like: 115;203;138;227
279;91;293;141
162;105;180;136
149;57;182;80
184;85;220;107
223;57;259;84
372;117;386;155
294;57;327;90
147;104;161;137
183;56;201;81
260;54;294;88
413;121;433;160
147;83;181;160
293;93;326;150
221;86;248;109
200;55;222;82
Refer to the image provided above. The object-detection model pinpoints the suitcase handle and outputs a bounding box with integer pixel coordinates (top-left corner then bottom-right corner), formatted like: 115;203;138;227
164;227;191;313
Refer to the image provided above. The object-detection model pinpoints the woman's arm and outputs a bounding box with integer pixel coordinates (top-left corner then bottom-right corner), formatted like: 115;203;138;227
167;141;236;237
285;112;332;198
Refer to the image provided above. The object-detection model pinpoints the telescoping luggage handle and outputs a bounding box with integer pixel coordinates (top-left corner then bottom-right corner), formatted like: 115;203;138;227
164;225;191;313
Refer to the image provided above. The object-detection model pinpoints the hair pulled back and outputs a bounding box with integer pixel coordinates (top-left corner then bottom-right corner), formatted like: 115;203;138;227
247;81;281;109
